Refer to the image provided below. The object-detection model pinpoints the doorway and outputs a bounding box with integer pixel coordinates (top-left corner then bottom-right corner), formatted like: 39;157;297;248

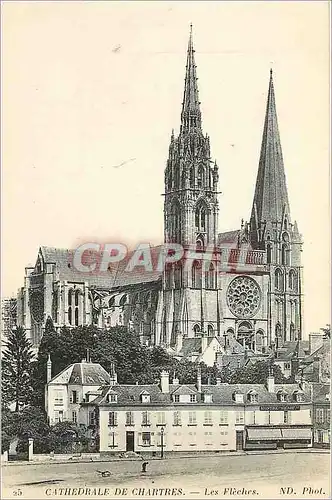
126;431;135;452
236;431;244;450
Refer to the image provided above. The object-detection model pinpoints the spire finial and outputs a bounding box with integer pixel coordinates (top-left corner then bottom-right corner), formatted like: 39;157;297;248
250;67;290;236
180;25;202;133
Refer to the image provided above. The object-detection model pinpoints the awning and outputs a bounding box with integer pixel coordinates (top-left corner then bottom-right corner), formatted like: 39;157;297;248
247;428;282;441
281;428;312;440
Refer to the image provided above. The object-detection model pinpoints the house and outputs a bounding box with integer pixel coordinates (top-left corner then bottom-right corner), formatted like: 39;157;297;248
298;336;330;383
72;369;313;455
273;334;330;383
311;383;330;448
45;356;111;426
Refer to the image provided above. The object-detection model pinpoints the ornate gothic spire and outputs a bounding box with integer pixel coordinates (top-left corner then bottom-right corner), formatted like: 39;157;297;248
250;70;290;231
180;24;202;133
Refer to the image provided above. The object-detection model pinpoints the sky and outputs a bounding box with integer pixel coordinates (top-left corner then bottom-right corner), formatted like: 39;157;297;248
2;1;330;335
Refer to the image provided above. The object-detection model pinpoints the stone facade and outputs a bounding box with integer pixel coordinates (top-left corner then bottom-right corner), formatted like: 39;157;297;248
46;367;313;453
17;28;303;360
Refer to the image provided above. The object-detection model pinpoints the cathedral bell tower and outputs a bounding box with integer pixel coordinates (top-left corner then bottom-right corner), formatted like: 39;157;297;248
164;25;219;249
156;26;223;348
249;70;304;346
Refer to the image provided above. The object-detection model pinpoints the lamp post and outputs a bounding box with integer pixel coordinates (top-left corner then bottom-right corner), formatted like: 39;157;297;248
160;427;164;459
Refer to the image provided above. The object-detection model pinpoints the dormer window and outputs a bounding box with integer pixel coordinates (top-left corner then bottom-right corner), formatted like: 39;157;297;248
140;391;151;403
293;391;304;403
107;393;117;403
190;394;197;403
173;394;180;403
247;391;258;403
203;393;213;403
277;390;288;402
233;392;244;404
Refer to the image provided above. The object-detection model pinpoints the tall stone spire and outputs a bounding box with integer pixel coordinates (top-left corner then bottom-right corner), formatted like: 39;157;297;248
250;70;290;242
180;24;202;133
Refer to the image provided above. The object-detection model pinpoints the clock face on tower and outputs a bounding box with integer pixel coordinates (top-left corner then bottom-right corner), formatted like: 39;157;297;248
226;276;261;319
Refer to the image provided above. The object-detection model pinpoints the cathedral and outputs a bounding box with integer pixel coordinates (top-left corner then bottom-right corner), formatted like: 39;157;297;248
17;27;304;360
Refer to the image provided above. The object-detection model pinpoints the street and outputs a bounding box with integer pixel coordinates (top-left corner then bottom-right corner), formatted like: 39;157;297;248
2;452;330;500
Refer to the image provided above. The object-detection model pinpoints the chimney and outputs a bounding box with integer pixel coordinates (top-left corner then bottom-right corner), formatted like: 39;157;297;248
160;370;170;393
172;371;179;385
216;377;221;386
47;354;52;383
309;333;324;354
201;332;208;352
196;366;202;392
109;362;118;386
266;366;275;393
175;331;183;353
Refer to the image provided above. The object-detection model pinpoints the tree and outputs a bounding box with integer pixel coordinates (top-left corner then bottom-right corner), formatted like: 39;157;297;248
1;407;19;453
2;327;34;412
16;406;52;453
91;327;148;384
229;360;289;384
48;422;89;453
32;323;103;407
31;324;222;395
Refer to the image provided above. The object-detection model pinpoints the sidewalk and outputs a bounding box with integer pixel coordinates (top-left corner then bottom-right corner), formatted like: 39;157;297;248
2;448;329;466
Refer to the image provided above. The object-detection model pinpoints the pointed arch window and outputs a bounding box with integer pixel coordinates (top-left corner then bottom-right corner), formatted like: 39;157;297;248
281;244;290;266
195;201;208;232
174;262;183;289
275;323;282;347
197;166;205;189
68;290;74;326
290;322;295;341
289;269;297;292
207;324;214;337
192;260;202;289
206;262;216;289
196;237;204;250
266;244;272;264
74;290;80;326
171;199;181;242
193;324;201;337
275;269;283;292
74;308;79;327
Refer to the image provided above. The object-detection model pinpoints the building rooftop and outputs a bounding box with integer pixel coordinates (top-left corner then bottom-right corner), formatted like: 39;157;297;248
85;380;311;407
48;361;111;386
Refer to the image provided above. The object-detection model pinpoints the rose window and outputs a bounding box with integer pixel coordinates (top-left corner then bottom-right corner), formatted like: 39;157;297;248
226;276;261;319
